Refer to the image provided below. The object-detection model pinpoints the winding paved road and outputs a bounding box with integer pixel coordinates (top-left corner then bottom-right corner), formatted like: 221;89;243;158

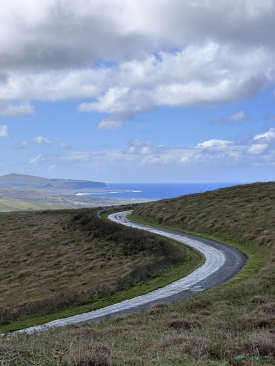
12;210;246;335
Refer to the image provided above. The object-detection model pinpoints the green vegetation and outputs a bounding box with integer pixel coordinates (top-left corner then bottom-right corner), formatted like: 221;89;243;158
1;182;275;365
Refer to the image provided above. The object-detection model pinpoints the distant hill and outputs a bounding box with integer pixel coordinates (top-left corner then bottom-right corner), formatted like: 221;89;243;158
0;173;107;190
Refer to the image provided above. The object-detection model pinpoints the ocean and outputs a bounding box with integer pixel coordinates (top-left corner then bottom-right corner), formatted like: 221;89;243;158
76;182;240;201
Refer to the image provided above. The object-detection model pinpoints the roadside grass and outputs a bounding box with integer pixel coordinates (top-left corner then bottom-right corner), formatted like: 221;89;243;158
0;208;202;332
128;212;264;284
2;254;275;366
1;182;275;365
132;182;275;252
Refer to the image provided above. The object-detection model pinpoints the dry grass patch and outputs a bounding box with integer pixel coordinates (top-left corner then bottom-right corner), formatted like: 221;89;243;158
242;330;275;357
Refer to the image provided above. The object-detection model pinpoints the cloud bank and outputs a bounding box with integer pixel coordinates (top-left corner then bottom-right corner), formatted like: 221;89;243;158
0;0;275;126
30;128;275;174
0;102;34;117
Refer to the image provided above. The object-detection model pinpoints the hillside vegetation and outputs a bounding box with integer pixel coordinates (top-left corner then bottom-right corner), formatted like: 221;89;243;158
1;182;275;365
133;182;275;249
0;208;185;327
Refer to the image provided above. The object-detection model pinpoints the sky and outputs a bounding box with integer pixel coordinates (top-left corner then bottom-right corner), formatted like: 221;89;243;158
1;0;275;183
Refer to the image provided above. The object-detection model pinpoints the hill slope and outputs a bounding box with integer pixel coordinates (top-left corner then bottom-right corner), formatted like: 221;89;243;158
2;182;275;365
133;182;275;249
0;207;187;326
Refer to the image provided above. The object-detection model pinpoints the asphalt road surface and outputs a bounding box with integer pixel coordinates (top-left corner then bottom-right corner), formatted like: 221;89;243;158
12;210;247;335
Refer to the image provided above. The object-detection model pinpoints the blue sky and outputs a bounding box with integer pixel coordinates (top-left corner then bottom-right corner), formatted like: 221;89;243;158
1;0;275;183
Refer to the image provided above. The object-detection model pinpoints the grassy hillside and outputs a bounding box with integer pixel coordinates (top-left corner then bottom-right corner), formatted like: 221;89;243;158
0;207;199;330
1;182;275;365
132;182;275;250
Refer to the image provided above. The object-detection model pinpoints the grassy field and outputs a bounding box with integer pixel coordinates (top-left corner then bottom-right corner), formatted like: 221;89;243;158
1;182;275;365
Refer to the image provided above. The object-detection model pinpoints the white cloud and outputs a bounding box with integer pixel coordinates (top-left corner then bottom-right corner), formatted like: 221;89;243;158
0;1;274;123
247;144;268;154
127;139;153;154
211;110;250;125
29;154;45;164
12;140;28;149
76;45;275;122
229;111;248;121
54;128;275;170
0;125;9;137
196;139;233;148
96;112;135;130
253;128;275;143
22;127;275;182
59;142;72;149
34;135;52;145
0;102;34;116
97;119;125;130
19;140;28;148
1;0;275;70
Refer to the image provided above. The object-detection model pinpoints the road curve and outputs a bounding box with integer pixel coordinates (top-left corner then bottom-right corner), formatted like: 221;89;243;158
12;210;246;335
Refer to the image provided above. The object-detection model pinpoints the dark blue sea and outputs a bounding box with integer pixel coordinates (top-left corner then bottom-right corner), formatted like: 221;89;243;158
76;182;240;201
